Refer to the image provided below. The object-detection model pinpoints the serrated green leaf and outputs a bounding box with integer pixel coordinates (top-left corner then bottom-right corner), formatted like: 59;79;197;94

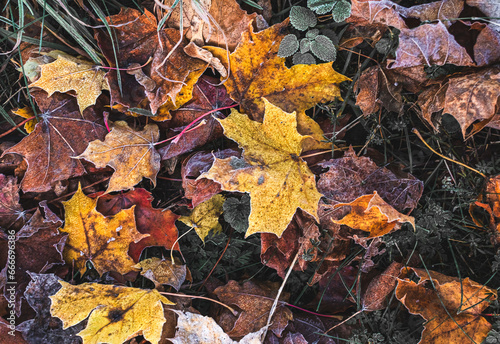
223;194;250;233
292;52;316;65
306;29;320;39
278;34;300;57
308;0;335;14
290;6;317;31
332;0;352;22
311;35;337;61
300;38;312;54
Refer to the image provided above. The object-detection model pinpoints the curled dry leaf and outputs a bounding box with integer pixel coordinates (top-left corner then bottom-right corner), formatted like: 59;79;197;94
50;281;174;344
471;175;500;245
2;91;107;193
362;261;402;311
29;52;110;113
200;100;322;238
95;8;208;118
214;280;293;338
163;0;264;50
331;192;415;238
206;19;350;120
396;267;497;344
78;120;160;193
95;188;180;262
417;67;500;138
59;185;147;276
134;257;187;290
179;194;225;242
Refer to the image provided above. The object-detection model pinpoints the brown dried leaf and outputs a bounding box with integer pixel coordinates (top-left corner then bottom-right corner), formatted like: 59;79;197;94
134;257;187;290
417;67;500;137
214;280;293;338
389;22;474;69
0;174;23;229
396;267;497;344
2;91;107;193
362;261;402;311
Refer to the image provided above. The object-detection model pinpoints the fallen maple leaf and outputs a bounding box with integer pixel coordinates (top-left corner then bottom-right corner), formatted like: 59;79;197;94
200;99;323;238
2;91;107;193
169;310;266;344
59;185;147;275
417;67;500;138
134;257;187;290
50;280;174;344
78;120;161;193
331;192;415;237
389;21;474;69
206;19;350;120
179;194;225;242
396;267;497;344
95;188;179;262
214;280;293;338
29;52;109;113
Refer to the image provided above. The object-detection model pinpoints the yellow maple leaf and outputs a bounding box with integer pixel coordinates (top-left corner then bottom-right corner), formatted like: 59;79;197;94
179;194;225;242
59;185;148;275
205;19;350;120
50;280;174;344
331;192;415;237
78;120;161;193
29;52;110;113
11;106;38;133
200;99;323;238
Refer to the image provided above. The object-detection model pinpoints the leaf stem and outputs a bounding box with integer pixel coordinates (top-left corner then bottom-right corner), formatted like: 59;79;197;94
160;291;237;315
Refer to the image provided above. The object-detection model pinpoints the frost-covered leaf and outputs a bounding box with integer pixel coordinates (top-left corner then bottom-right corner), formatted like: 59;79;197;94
300;39;312;54
308;0;335;15
290;6;317;31
332;0;352;22
223;194;251;233
292;52;316;65
311;35;337;61
278;34;299;57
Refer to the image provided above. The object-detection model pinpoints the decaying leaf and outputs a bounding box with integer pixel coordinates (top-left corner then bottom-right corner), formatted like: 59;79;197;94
417;67;500;137
95;188;179;262
0;203;66;315
200;100;323;238
163;0;265;50
179;194;225;242
214;280;293;338
78;120;160;193
389;22;474;69
396;267;497;344
331;192;415;237
0;174;23;229
30;52;109;113
2;91;107;193
471;175;500;245
50;280;174;344
169;311;265;344
59;185;147;275
134;257;187;290
362;261;402;311
206;19;349;120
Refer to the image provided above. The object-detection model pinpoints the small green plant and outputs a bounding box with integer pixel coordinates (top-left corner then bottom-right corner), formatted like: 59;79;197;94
278;0;351;64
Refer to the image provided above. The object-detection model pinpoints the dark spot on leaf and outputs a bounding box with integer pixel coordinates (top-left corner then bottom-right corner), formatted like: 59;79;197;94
258;175;265;185
107;308;124;323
